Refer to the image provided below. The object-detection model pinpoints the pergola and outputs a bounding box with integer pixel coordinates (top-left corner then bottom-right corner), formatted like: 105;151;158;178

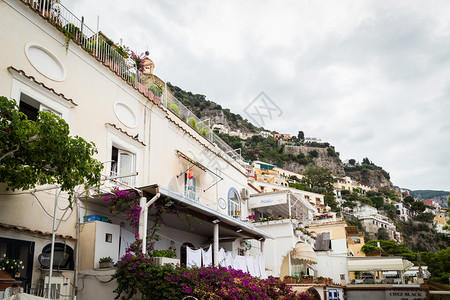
348;256;414;284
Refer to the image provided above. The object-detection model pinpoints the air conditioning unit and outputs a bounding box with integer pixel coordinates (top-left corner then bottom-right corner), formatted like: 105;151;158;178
241;188;249;201
44;276;70;299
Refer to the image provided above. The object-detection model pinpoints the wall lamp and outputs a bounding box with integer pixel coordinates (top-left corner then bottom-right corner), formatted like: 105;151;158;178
257;237;265;241
211;218;221;224
235;228;243;233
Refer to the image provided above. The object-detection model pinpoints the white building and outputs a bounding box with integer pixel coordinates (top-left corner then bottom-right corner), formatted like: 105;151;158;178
310;220;349;285
394;202;413;222
0;1;272;298
259;131;271;138
247;190;318;278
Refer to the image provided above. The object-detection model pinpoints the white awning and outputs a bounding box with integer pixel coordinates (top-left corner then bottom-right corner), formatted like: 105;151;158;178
291;242;318;264
248;190;289;209
348;257;414;272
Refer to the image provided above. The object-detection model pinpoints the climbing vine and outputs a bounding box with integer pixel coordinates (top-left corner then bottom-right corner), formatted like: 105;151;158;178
103;187;193;254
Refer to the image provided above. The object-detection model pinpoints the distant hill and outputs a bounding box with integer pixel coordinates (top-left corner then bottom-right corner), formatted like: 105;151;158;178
167;82;265;134
168;82;393;190
408;190;449;208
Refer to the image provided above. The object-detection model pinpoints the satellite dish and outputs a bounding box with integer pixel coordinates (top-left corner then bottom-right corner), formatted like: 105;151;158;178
38;253;51;268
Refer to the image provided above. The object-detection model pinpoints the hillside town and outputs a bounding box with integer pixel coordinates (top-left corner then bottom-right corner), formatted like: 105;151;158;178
0;1;449;300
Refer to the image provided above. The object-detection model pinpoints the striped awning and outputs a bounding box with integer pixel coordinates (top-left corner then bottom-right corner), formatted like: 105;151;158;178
291;242;317;264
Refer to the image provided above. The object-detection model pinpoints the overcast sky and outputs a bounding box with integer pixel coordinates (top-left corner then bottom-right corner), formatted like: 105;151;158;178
65;0;450;191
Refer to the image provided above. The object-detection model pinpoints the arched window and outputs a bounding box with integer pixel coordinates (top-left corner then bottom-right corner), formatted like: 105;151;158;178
180;242;195;266
40;243;74;270
228;187;241;219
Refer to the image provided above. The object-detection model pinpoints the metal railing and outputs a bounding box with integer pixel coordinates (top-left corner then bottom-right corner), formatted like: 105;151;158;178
22;0;243;166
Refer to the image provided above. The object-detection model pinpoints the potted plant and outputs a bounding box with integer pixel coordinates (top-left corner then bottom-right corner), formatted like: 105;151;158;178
283;275;296;284
151;249;179;266
317;276;332;284
0;254;24;278
169;104;180;116
301;275;314;284
99;256;114;268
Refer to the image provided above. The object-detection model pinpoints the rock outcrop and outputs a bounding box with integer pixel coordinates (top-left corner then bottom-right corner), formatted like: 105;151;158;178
345;169;394;190
283;145;345;176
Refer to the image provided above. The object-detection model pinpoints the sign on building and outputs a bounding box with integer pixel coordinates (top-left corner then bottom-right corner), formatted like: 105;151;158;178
385;290;426;300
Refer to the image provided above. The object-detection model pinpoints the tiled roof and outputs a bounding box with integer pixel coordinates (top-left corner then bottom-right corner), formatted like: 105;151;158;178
105;123;146;146
0;222;75;240
8;66;77;106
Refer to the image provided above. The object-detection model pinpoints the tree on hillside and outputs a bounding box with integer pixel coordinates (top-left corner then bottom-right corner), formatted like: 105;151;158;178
0;97;102;203
414;212;435;223
300;167;335;194
377;228;390;240
362;157;372;165
421;247;450;284
297;131;304;142
300;167;338;211
403;195;415;205
371;196;385;209
410;201;426;214
348;159;356;165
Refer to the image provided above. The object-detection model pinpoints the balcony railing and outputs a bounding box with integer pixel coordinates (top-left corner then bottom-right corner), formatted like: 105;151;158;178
21;0;243;167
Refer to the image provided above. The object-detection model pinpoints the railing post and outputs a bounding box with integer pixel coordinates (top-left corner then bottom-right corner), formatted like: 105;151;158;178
42;0;46;16
96;15;99;59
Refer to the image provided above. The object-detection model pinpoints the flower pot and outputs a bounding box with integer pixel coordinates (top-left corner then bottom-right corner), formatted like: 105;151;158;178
283;278;296;284
99;262;114;268
0;270;14;281
317;279;331;284
301;278;314;284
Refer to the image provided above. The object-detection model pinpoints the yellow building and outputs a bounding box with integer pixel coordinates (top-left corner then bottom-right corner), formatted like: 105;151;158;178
434;212;449;225
346;226;366;257
309;220;349;284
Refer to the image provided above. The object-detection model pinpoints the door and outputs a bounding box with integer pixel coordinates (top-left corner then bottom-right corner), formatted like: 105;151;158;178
0;237;35;289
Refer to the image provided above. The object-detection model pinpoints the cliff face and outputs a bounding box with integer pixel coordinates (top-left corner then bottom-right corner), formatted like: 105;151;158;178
346;169;394;190
283;145;345;176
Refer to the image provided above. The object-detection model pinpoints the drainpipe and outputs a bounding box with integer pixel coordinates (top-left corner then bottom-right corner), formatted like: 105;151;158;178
47;188;60;298
213;223;219;265
72;193;81;300
139;193;160;254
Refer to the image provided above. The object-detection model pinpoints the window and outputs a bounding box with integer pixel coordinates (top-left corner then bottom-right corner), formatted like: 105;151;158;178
0;237;35;288
9;68;73;122
19;92;61;121
40;243;74;270
111;146;136;186
228;187;241;219
184;172;197;201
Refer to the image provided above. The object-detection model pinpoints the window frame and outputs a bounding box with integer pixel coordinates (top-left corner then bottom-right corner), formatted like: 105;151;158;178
107;125;143;187
10;70;74;121
227;187;241;219
184;172;198;201
111;146;136;186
